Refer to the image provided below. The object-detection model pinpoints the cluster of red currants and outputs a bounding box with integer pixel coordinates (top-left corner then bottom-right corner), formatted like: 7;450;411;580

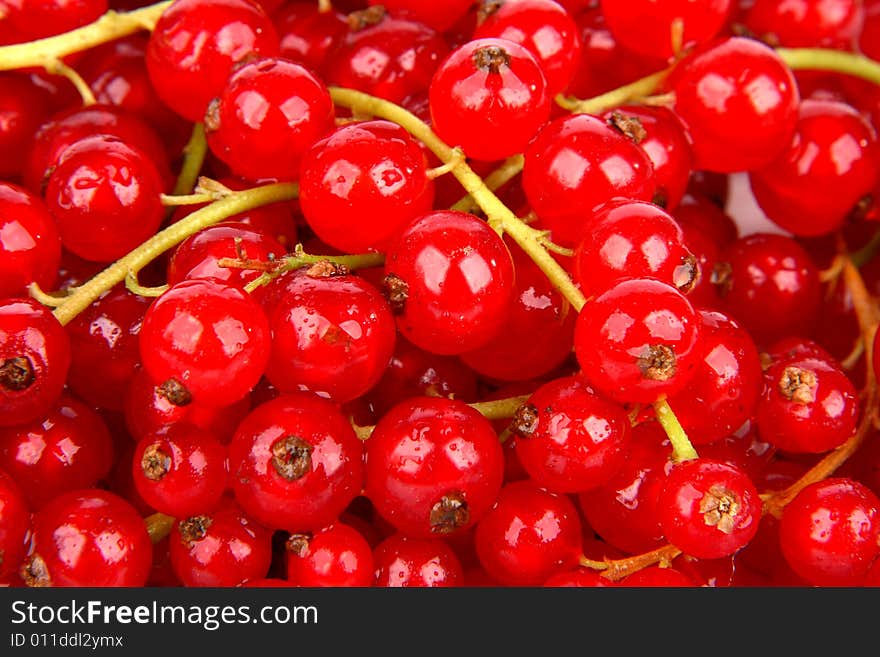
3;0;880;589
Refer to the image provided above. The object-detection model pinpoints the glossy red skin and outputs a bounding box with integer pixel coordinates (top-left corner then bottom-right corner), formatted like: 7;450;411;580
523;114;656;247
566;7;667;100
327;12;449;104
77;34;190;157
676;219;721;307
620;566;697;587
286;523;374;587
460;244;576;382
0;395;113;509
66;285;149;411
779;478;880;586
746;0;864;48
373;534;464;587
229;392;364;532
264;271;396;403
0;182;61;298
205;57;334;181
167;222;287;291
429;37;550;162
146;0;279;123
716;233;821;347
749;100;880;237
473;0;582;95
132;424;228;518
573;199;696;298
578;421;671;555
514;376;631;494
274;2;348;76
0;298;70;428
860;0;880;60
672;192;738;248
169;503;273;587
384;210;516;355
0;73;53;178
124;368;252;445
544;568;616;587
23;104;171;194
0;470;29;579
0;0;107;42
475;480;582;585
667;37;800;173
140;279;271;408
756;356;859;454
602;105;694;210
599;0;732;60
695;423;775;480
299;120;435;253
366;0;473;32
364;396;504;538
29;489;152;587
363;337;479;421
574;278;703;404
45;135;164;263
666;311;762;446
659;458;762;560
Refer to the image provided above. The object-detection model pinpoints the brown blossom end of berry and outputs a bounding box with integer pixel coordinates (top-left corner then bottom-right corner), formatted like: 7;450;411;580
21;554;51;588
0;356;35;392
637;344;677;381
141;443;172;482
286;533;312;558
179;515;212;546
272;435;314;481
511;403;539;438
673;254;700;294
348;5;386;31
157;378;193;407
778;366;817;404
473;45;511;74
698;484;741;535
429;491;470;534
382;273;409;315
607;111;647;144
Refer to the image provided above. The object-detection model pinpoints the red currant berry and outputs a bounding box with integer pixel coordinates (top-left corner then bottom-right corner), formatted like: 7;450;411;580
460;244;576;382
523;113;656;247
429;37;550;162
512;375;632;493
0;182;61;298
658;458;762;559
364;396;505;538
263;268;396;403
665;310;763;446
382;210;516;355
2;0;107;42
274;2;348;75
124;367;252;445
749;99;880;237
0;73;53;178
599;0;732;60
367;0;474;33
666;37;800;173
0;394;114;509
326;7;449;104
0;469;29;580
475;480;582;585
373;533;464;587
714;233;822;347
65;285;150;411
0;298;70;428
139;279;271;408
132;423;228;518
673;191;739;249
474;0;582;95
745;0;864;48
779;478;880;586
229;392;364;531
286;523;373;587
756;356;859;454
205;56;335;181
169;502;273;587
44;134;165;263
572;199;699;299
23;489;152;587
167;222;287;292
146;0;279;123
574;277;703;404
299;120;435;253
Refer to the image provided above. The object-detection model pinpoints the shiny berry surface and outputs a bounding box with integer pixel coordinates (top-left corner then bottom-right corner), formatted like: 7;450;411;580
745;0;864;48
0;182;61;298
373;533;464;587
286;523;374;587
0;469;29;580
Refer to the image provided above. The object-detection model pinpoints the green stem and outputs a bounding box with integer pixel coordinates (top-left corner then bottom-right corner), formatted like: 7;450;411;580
0;1;171;70
243;247;386;293
653;397;698;463
171;122;208;198
777;48;880;85
451;154;524;214
329;87;588;312
51;182;299;325
555;68;672;115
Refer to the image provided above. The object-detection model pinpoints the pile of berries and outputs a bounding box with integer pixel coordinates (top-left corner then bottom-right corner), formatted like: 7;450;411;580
4;0;880;588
